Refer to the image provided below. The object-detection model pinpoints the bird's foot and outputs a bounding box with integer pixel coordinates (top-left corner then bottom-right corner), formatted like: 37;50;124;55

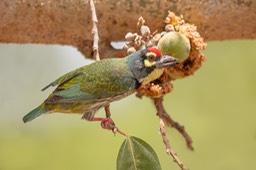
100;118;116;132
89;117;128;136
90;117;117;133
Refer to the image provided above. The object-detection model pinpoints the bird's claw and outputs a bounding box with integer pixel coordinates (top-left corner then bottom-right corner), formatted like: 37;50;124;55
100;118;118;135
100;118;116;131
112;127;118;135
91;117;127;137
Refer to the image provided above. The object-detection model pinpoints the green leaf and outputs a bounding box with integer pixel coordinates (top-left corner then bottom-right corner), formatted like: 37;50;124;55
116;136;162;170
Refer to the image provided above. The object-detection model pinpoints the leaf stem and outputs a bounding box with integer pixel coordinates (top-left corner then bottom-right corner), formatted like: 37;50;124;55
114;127;129;137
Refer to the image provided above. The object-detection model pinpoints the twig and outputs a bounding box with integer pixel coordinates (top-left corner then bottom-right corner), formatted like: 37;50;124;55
153;97;194;150
159;118;188;170
89;1;129;138
114;127;129;137
103;104;129;137
154;96;190;170
89;0;100;61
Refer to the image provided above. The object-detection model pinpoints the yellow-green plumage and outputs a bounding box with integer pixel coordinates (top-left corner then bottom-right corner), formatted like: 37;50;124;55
23;56;136;122
23;48;178;123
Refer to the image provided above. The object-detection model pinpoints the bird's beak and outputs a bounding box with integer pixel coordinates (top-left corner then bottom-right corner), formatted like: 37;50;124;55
156;55;179;68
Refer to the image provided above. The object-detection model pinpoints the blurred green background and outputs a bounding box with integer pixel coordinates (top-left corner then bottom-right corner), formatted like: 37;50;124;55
0;40;255;170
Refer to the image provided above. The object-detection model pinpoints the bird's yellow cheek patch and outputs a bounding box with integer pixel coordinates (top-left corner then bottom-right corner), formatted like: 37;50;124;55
144;59;156;67
142;68;164;85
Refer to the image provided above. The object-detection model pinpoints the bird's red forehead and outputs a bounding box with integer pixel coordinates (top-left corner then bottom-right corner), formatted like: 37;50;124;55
147;47;162;57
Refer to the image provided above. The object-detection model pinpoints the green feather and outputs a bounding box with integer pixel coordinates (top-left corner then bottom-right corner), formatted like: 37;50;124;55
44;58;136;103
23;104;47;123
23;50;150;121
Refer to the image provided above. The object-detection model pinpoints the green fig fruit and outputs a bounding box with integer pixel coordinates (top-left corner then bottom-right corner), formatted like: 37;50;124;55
158;31;191;61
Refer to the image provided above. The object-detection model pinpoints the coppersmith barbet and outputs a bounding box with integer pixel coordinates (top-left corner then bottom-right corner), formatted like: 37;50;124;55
23;47;178;130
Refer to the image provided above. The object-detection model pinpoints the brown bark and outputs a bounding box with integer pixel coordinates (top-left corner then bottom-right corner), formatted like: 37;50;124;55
0;0;255;59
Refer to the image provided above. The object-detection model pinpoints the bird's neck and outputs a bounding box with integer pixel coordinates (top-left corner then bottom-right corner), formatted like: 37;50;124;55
141;68;164;85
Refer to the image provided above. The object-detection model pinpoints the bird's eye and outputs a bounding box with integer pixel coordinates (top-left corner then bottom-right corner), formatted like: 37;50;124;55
147;55;155;62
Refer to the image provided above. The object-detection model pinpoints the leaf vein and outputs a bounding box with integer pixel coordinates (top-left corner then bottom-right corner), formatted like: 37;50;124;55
128;137;138;170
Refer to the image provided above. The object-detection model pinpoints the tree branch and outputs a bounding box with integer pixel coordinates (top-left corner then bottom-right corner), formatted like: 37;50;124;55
0;0;255;58
159;118;188;170
89;0;100;61
154;97;194;150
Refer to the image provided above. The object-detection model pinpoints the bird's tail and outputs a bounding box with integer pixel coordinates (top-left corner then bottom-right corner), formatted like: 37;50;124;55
23;104;48;123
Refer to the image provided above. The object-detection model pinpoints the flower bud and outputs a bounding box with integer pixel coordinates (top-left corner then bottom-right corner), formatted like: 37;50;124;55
140;25;151;37
125;32;134;41
127;47;136;54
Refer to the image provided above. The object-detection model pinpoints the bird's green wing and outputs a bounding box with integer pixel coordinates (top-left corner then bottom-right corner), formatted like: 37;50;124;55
41;66;86;91
79;58;138;98
42;66;90;103
44;58;138;104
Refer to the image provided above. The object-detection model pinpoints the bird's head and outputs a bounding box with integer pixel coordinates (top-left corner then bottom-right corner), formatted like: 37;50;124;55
128;47;178;85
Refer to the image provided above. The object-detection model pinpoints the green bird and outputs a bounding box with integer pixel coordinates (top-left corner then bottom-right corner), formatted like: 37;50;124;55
23;47;178;130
